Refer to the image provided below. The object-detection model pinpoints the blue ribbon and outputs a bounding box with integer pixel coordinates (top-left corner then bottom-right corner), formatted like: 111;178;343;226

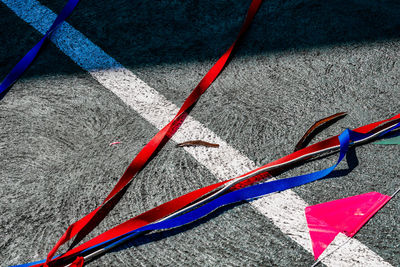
0;0;80;99
99;128;352;251
15;123;400;266
84;125;400;253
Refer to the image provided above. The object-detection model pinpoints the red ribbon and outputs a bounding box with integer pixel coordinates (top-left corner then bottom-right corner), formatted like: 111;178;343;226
44;0;264;265
69;257;83;267
37;113;400;266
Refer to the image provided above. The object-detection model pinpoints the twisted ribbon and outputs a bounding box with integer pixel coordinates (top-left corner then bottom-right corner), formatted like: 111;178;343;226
17;116;400;266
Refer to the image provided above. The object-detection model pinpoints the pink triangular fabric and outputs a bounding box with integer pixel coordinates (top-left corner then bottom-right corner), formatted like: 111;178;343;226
305;192;391;260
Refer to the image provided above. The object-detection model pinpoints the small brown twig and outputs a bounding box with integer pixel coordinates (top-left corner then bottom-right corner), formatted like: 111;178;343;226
176;140;220;148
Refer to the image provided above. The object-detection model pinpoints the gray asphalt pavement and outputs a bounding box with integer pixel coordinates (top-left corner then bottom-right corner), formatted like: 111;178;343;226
0;0;399;266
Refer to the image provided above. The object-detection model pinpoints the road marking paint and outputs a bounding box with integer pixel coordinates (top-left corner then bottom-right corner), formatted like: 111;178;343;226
2;0;392;266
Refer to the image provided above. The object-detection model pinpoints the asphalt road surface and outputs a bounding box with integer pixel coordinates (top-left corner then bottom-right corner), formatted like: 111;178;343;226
1;0;399;266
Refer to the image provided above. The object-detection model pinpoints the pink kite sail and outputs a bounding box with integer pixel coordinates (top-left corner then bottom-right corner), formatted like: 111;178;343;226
305;192;392;260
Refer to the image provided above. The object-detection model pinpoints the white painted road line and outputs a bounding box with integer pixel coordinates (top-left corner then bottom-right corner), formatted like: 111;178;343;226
2;0;392;266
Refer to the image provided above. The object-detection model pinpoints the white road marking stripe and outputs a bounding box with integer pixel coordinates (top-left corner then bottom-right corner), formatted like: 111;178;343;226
2;0;392;266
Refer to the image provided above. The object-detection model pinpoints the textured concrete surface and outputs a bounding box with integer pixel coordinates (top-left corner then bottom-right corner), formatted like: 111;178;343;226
1;0;399;266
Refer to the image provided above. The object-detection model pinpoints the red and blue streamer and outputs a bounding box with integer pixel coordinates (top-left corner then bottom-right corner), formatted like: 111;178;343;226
15;121;400;266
